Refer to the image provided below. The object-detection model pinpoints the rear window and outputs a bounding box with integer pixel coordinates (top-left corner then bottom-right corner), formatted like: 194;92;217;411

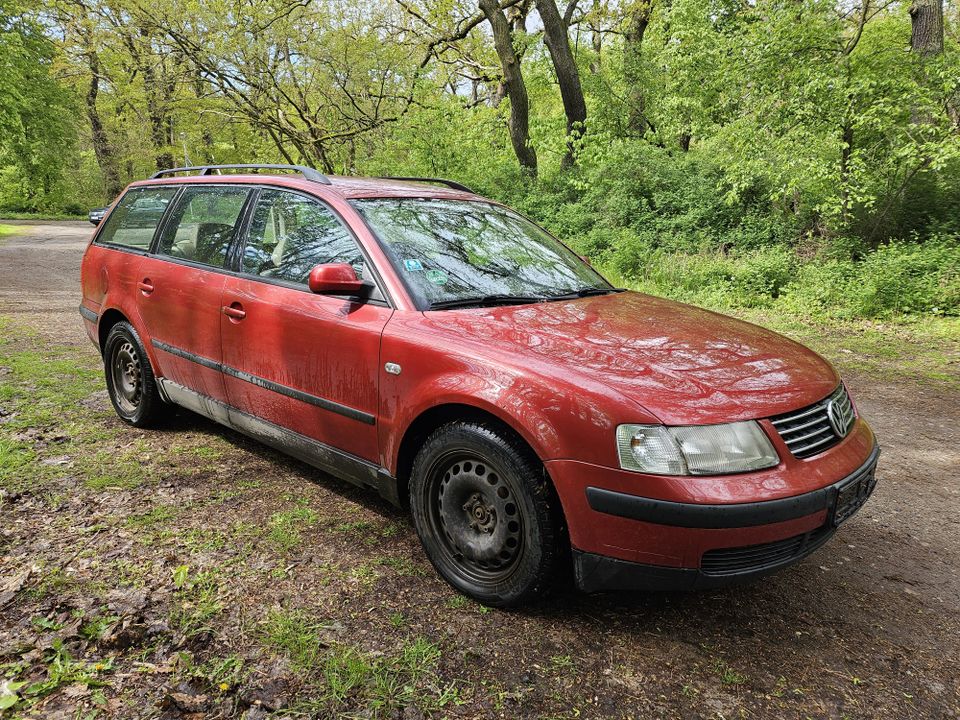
96;186;178;250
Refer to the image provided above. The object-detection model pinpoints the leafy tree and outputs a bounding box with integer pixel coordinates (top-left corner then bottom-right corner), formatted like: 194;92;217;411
0;0;78;210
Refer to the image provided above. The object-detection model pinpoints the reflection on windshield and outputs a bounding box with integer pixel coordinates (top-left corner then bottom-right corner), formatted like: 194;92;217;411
350;198;610;308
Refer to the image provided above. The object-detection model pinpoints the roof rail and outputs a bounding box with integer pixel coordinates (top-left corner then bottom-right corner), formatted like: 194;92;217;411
378;176;475;194
151;164;332;185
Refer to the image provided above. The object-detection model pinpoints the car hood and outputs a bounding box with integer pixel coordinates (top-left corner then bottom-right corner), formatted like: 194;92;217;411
423;291;839;426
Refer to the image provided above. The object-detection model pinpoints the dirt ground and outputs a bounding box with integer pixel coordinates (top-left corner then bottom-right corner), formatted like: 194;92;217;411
1;222;958;719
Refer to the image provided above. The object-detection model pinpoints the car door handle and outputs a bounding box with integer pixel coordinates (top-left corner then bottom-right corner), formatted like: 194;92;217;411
222;304;246;320
137;280;154;295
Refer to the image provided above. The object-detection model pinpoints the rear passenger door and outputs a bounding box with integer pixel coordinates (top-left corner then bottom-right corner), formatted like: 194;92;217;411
220;188;392;465
136;185;252;403
87;187;180;325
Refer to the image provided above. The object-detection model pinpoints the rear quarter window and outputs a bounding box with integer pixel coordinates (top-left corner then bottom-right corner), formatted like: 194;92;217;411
95;187;179;250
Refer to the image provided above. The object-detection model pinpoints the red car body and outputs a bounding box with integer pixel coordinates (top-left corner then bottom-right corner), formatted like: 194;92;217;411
80;171;879;592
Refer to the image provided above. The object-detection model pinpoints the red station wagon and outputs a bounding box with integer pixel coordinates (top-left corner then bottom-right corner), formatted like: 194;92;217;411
79;164;880;606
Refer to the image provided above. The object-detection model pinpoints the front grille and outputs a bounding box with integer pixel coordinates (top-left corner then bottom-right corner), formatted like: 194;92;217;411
770;385;855;459
701;527;832;576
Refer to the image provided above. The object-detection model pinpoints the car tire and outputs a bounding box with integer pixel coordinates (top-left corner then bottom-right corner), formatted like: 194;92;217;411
410;421;565;607
103;321;167;427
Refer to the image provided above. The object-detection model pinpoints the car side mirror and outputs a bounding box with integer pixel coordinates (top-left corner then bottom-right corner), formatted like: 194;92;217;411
307;263;368;296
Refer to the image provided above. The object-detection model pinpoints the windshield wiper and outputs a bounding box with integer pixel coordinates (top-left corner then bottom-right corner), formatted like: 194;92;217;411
547;286;623;300
429;294;546;310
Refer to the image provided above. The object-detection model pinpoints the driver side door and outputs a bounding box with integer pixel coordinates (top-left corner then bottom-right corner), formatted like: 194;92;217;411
220;188;392;469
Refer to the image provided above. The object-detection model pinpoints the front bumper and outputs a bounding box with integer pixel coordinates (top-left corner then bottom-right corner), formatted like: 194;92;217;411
570;443;880;592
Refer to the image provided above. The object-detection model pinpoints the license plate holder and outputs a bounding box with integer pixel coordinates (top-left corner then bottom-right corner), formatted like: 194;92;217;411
831;461;878;526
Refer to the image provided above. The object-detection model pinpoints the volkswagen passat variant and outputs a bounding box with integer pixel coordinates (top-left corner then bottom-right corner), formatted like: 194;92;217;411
79;164;880;606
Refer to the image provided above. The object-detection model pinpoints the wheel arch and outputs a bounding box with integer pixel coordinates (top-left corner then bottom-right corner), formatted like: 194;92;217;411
96;307;164;381
393;402;551;510
97;308;130;352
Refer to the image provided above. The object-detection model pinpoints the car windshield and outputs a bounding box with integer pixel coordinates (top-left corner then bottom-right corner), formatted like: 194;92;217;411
350;198;613;309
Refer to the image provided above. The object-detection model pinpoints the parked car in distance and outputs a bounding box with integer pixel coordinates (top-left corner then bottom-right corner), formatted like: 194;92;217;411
79;164;880;606
88;207;108;225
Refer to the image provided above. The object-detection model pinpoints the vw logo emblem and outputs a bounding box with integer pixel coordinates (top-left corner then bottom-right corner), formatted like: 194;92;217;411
826;399;849;437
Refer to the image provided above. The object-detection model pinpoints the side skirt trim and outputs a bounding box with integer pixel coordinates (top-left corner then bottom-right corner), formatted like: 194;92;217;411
157;378;399;504
151;339;375;425
79;305;98;323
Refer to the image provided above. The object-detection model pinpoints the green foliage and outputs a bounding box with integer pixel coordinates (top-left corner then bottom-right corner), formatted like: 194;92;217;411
781;237;960;319
4;639;114;711
1;0;958;323
0;0;83;212
597;236;960;320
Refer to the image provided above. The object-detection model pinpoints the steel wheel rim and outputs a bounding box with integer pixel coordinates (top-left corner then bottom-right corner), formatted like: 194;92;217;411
426;451;525;585
111;341;142;414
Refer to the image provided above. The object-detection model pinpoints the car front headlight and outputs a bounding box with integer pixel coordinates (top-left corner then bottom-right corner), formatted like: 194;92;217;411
616;421;779;475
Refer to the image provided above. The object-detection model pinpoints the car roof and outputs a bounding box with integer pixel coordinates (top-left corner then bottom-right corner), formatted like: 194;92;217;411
127;173;481;202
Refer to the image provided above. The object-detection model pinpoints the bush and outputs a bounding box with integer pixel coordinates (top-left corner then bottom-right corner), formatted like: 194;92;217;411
604;238;959;320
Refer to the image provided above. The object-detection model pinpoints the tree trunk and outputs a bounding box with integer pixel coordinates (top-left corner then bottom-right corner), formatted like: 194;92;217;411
909;0;944;125
192;71;216;163
624;0;653;136
839;120;853;223
590;27;602;74
137;28;176;171
535;0;587;168
84;49;122;199
909;0;944;56
479;0;538;176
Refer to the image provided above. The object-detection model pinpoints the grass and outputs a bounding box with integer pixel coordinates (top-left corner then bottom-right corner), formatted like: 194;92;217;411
0;316;120;493
377;556;427;576
0;211;86;220
261;609;457;714
0;640;113;712
0;223;23;241
170;566;224;638
713;658;748;686
262;608;330;672
79;612;121;642
84;453;149;490
315;638;452;713
268;502;319;552
178;654;248;693
2;277;948;718
124;504;178;528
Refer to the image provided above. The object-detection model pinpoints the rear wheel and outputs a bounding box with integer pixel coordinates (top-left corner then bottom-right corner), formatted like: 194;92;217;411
103;321;167;427
410;421;564;607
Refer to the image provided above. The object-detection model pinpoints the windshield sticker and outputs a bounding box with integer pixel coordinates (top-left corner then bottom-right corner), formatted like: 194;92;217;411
403;258;423;272
425;269;448;285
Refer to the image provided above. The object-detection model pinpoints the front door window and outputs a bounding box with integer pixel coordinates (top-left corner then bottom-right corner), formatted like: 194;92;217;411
242;189;366;287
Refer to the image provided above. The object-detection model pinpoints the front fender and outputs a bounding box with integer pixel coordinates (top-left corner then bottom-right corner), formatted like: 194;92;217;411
378;319;659;474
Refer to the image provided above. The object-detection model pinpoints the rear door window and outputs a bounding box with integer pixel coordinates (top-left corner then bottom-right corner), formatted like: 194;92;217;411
156;186;251;268
95;187;178;250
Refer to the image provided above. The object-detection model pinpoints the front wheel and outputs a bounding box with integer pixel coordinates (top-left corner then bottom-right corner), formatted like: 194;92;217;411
409;422;565;607
103;321;167;427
